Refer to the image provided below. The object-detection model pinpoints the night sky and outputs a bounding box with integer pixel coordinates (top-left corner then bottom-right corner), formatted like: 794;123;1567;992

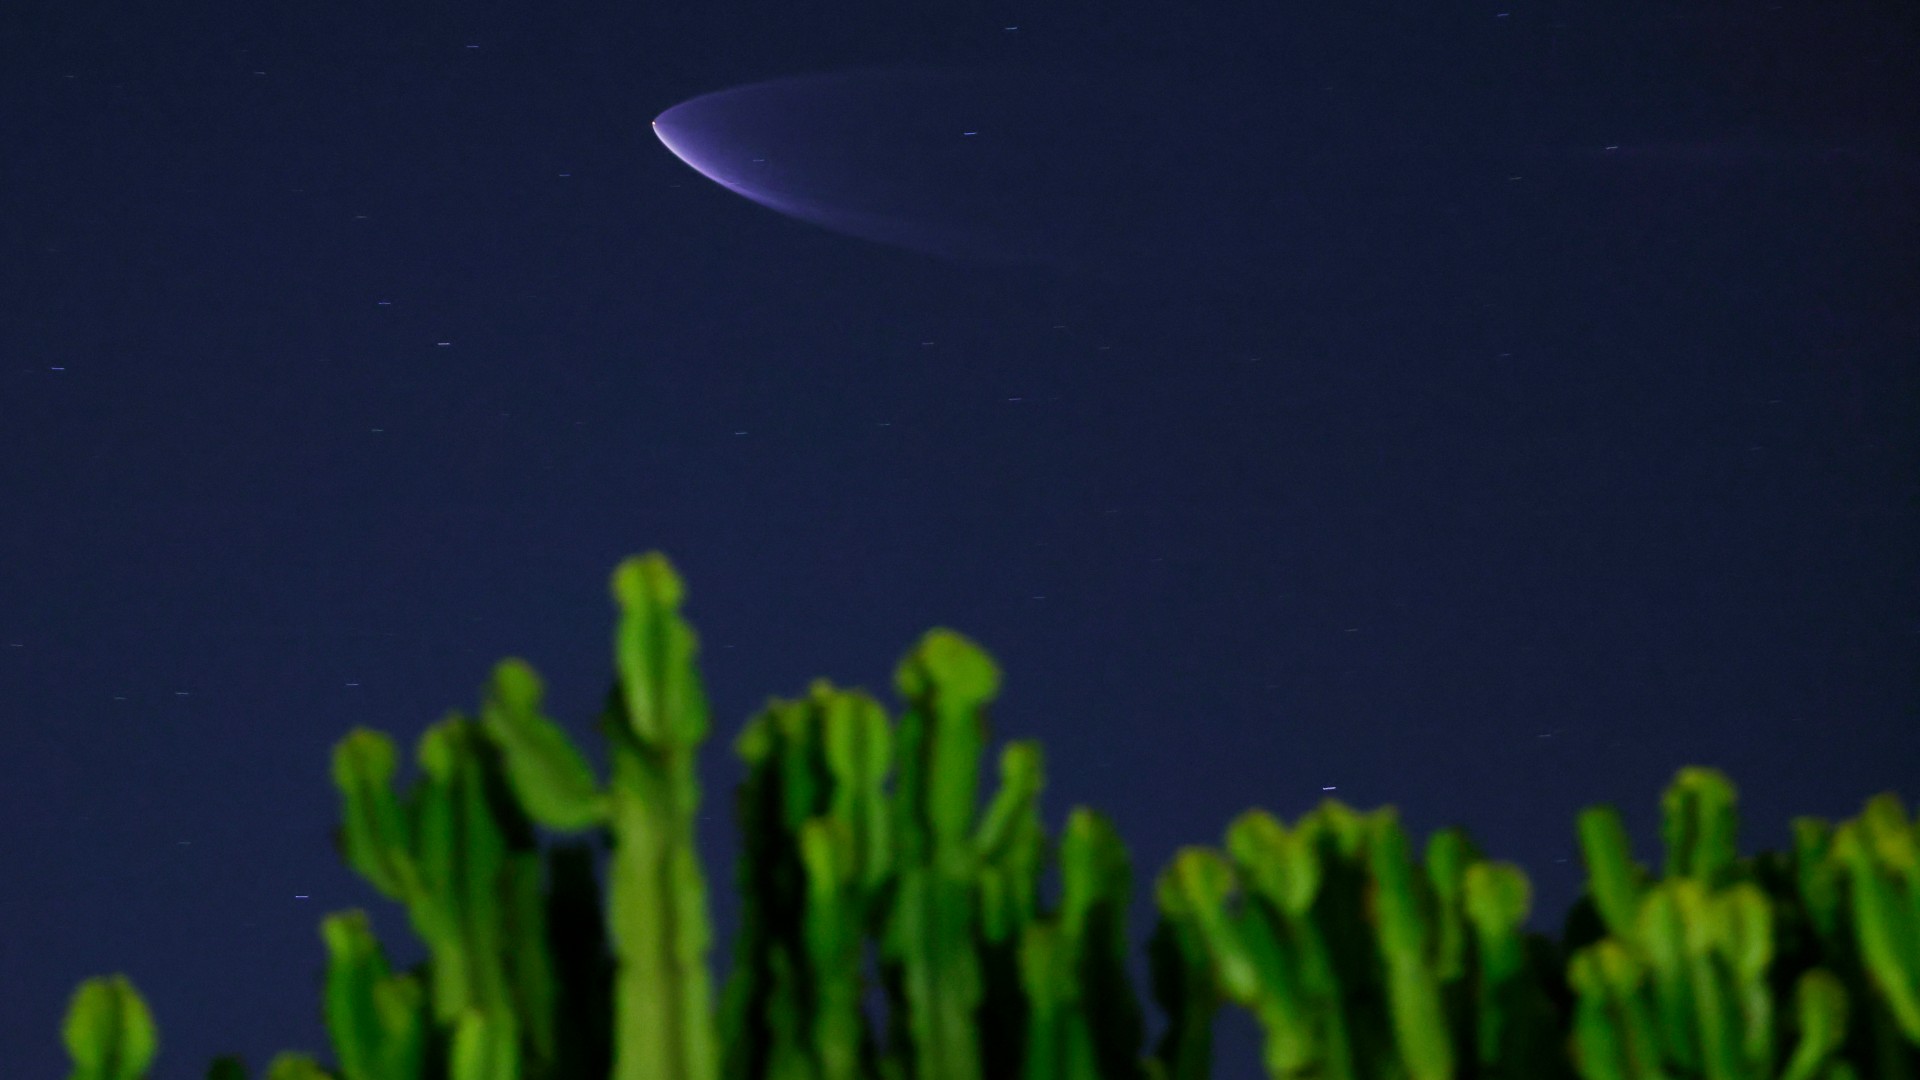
5;1;1916;1076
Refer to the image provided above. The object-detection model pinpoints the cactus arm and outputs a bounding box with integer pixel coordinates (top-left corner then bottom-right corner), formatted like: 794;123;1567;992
1578;806;1646;943
1835;805;1920;1044
63;975;158;1080
332;728;424;903
1779;970;1850;1080
1146;865;1222;1080
1368;809;1456;1080
479;658;608;831
321;910;427;1080
1661;769;1740;887
1061;808;1148;1080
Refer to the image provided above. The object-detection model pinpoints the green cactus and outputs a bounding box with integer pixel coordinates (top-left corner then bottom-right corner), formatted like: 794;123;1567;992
598;553;721;1080
1662;768;1743;887
329;715;556;1079
1568;879;1781;1080
720;680;894;1080
53;552;1920;1080
1564;771;1920;1080
479;658;607;831
1026;807;1148;1080
1146;849;1231;1080
875;628;998;1080
1578;804;1650;944
65;974;158;1080
325;551;718;1080
972;739;1049;1080
1835;795;1920;1041
1162;798;1579;1080
321;910;428;1080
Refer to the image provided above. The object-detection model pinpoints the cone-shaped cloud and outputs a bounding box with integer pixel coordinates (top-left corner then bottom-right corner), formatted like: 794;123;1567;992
651;66;1321;279
652;65;1900;290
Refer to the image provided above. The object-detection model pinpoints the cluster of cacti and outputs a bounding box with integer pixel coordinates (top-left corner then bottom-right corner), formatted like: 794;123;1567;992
1562;770;1920;1080
1149;800;1568;1080
60;552;1919;1080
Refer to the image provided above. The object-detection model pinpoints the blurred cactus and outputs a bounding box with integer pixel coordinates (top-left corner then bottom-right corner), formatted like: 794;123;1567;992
1156;800;1568;1080
58;553;1918;1079
65;974;157;1080
873;628;1000;1080
1018;807;1149;1080
1565;768;1920;1080
719;678;896;1080
599;553;722;1080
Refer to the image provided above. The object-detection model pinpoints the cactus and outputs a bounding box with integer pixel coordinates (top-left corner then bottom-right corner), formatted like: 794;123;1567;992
1148;848;1235;1080
1835;795;1920;1042
55;552;1919;1080
1017;807;1149;1080
720;679;895;1080
65;974;157;1080
321;911;428;1080
1564;769;1920;1080
598;553;721;1080
873;628;997;1080
329;714;557;1079
325;552;721;1080
970;739;1049;1079
1159;799;1572;1080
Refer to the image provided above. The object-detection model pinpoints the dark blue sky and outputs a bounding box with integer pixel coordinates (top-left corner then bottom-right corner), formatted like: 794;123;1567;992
4;0;1915;1076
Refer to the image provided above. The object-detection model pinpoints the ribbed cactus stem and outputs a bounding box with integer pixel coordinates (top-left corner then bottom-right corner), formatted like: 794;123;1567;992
320;910;427;1080
63;975;157;1080
722;679;893;1080
883;628;999;1080
603;553;720;1080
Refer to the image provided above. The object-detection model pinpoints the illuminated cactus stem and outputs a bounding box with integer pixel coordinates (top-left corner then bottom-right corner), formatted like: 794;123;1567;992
478;651;618;1079
1559;769;1916;1080
329;714;558;1079
720;679;893;1080
1779;969;1851;1080
1145;850;1226;1080
320;909;427;1080
1211;800;1463;1080
1366;809;1455;1080
63;975;157;1080
332;725;425;904
1569;879;1780;1080
1018;806;1146;1080
880;628;1000;1080
1660;767;1741;887
971;738;1049;1078
413;715;557;1064
601;552;721;1080
1833;793;1920;1045
1220;807;1352;1079
1788;817;1843;950
1567;940;1666;1080
478;657;608;832
1460;859;1541;1070
973;739;1047;950
327;550;718;1080
1577;804;1648;944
